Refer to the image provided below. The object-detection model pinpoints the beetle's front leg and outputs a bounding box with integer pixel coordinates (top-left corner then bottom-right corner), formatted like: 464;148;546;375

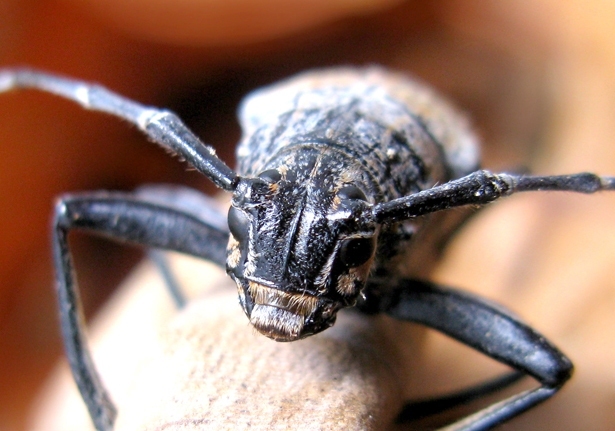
365;277;572;431
53;191;229;431
135;184;229;307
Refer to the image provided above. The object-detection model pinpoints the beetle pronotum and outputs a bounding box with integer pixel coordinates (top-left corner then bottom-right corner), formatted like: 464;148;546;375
1;67;613;431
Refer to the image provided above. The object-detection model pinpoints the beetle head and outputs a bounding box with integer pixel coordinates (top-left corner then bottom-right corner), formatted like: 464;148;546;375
226;152;377;341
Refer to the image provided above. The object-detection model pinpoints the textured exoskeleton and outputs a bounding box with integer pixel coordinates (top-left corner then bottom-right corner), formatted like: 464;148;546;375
1;67;613;431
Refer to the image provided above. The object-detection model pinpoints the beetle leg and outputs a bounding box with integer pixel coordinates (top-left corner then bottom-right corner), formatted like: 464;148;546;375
135;185;229;307
146;250;186;308
53;191;228;431
397;370;525;422
367;277;573;431
134;184;228;232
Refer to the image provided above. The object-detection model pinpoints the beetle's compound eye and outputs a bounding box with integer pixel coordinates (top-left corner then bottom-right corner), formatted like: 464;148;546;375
339;237;375;268
228;206;249;242
338;185;367;201
258;169;282;183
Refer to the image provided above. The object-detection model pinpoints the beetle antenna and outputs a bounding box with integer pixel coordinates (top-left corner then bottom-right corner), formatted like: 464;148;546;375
372;170;615;224
0;68;239;191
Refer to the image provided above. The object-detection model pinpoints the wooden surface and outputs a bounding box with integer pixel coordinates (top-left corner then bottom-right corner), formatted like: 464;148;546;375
1;1;614;430
28;256;414;430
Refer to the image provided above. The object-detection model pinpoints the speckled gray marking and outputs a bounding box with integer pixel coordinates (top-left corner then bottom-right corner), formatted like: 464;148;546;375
226;68;480;340
238;68;479;197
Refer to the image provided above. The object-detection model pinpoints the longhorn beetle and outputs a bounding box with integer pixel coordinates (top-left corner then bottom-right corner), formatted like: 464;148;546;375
1;67;613;431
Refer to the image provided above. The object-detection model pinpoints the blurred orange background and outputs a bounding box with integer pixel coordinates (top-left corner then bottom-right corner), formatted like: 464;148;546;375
1;0;614;429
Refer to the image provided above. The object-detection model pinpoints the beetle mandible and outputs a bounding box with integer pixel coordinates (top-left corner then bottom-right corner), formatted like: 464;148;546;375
1;66;613;431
